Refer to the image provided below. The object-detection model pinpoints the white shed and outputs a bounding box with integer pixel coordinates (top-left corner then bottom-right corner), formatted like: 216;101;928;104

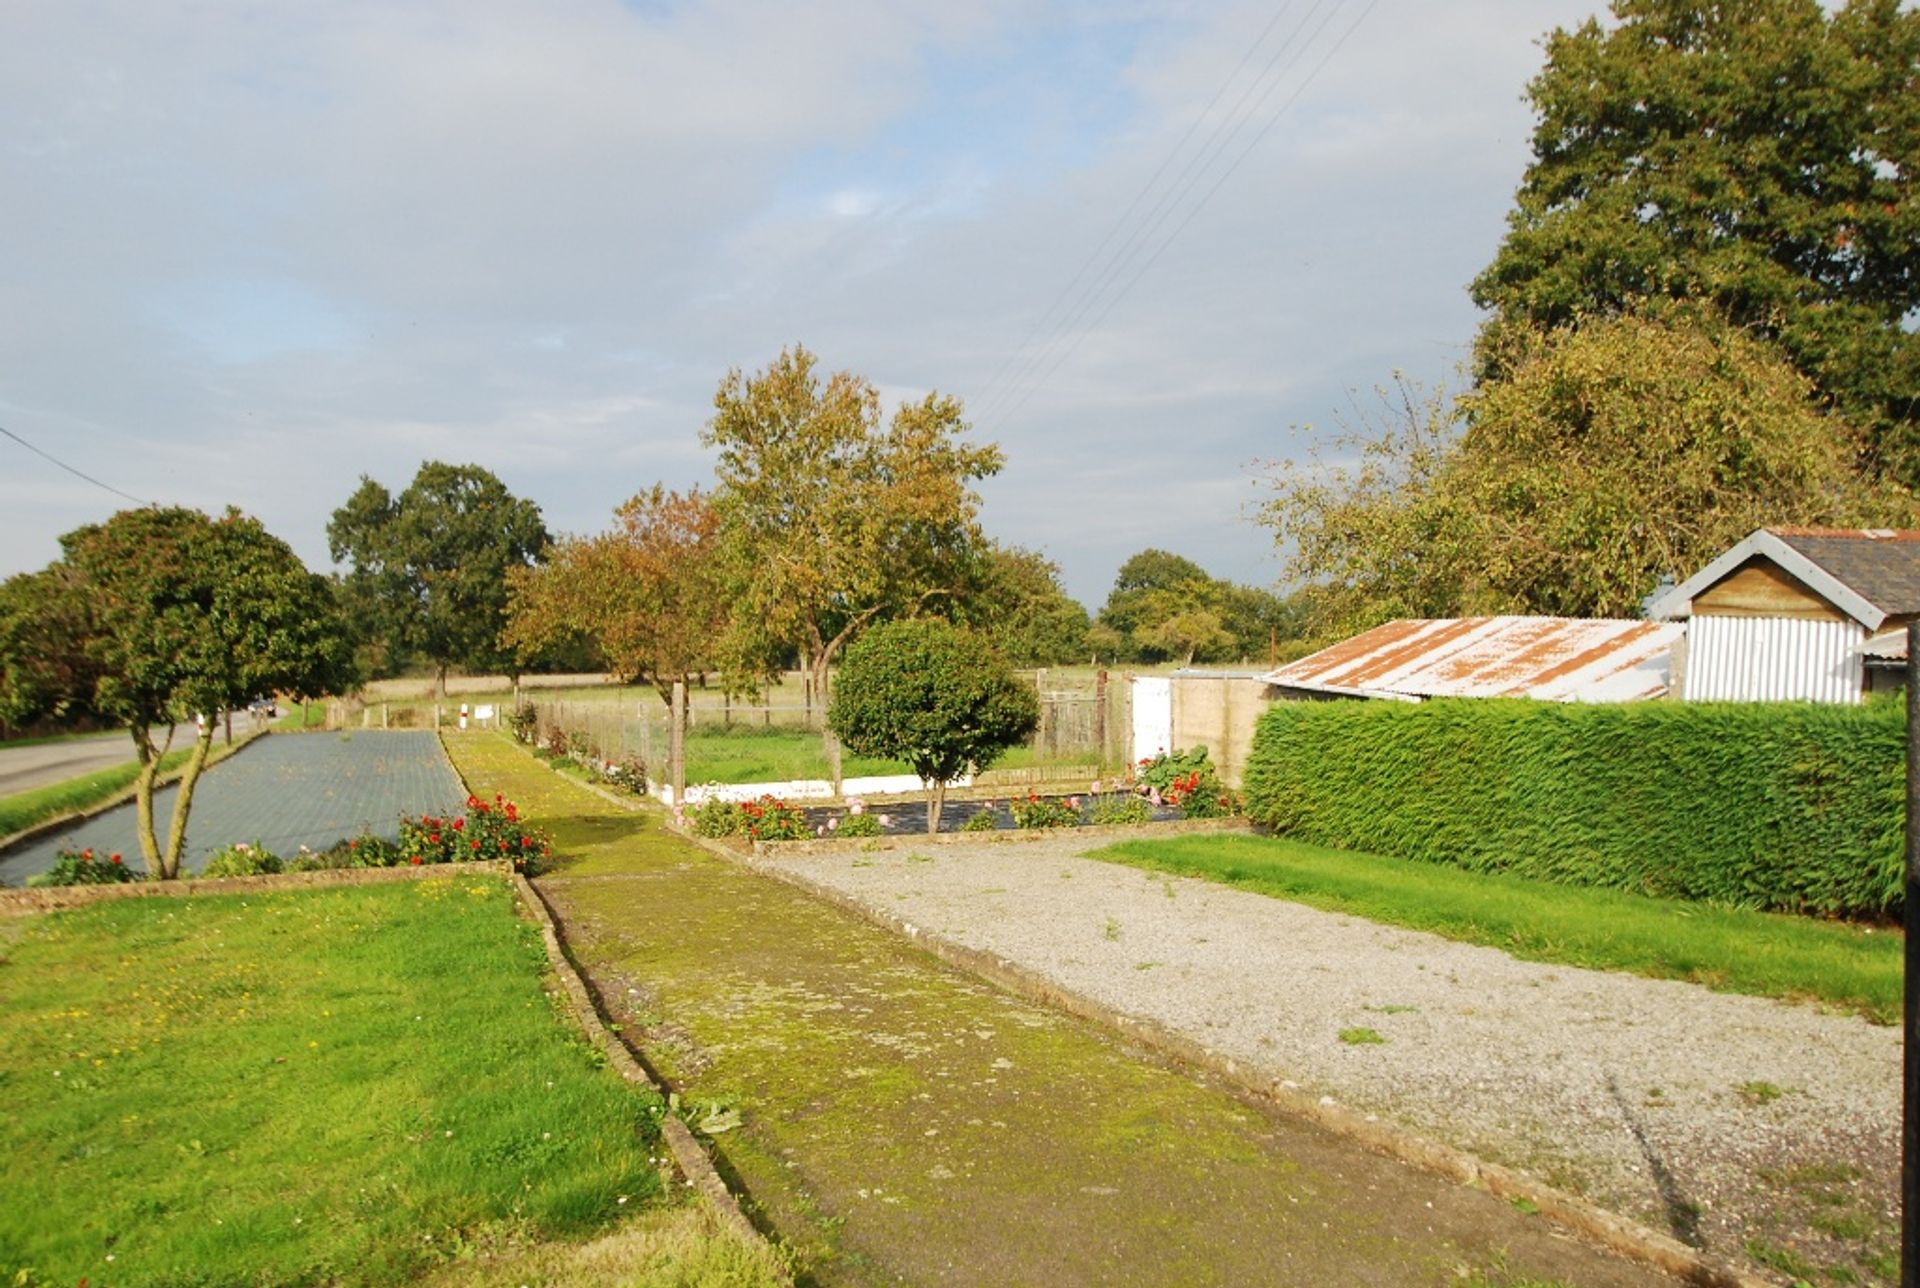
1648;527;1920;703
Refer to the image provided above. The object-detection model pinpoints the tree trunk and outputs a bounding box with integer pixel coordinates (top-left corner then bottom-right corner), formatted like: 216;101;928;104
926;778;947;835
812;654;842;792
437;664;448;699
131;724;163;878
160;722;219;880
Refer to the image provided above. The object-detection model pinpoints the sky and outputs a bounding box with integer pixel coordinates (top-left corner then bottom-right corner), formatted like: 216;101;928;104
0;0;1601;609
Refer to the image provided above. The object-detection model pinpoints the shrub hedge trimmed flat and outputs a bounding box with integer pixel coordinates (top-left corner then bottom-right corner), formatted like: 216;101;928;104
1242;697;1902;917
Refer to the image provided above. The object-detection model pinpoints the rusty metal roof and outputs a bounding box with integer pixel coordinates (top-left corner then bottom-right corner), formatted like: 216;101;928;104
1262;617;1683;703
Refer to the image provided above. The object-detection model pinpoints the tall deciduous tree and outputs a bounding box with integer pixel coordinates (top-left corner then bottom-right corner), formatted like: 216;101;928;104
1261;309;1913;634
1092;549;1291;664
0;507;352;879
958;544;1091;666
828;619;1039;835
327;461;550;695
703;345;1002;715
1472;0;1920;476
502;486;725;706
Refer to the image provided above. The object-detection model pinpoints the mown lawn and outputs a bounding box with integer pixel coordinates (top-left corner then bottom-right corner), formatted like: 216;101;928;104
1094;833;1904;1023
0;876;781;1286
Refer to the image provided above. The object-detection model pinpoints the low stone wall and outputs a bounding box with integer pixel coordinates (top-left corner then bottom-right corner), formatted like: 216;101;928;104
747;815;1251;858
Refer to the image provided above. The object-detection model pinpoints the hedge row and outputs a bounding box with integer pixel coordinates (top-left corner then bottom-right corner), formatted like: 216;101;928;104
1241;697;1905;917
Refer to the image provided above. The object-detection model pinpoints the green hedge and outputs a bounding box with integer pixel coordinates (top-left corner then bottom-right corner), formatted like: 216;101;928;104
1242;698;1905;917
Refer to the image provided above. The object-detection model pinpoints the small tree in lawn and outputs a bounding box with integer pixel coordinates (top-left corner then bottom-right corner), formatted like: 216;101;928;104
0;506;350;879
828;619;1039;835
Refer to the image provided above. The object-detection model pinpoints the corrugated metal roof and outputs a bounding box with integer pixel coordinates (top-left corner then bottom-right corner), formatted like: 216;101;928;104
1262;617;1682;703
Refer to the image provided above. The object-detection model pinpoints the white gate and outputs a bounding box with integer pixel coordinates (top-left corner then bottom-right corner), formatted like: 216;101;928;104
1129;676;1172;765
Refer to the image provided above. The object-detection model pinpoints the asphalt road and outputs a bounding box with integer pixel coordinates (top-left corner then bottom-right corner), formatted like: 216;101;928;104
0;725;197;798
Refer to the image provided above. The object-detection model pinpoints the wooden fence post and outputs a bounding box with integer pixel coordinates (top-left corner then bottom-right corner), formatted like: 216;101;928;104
1095;669;1109;768
670;681;686;807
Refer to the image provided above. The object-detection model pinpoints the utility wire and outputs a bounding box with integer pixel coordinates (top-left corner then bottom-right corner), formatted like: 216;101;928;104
984;0;1380;431
0;423;154;506
972;0;1330;425
969;0;1305;421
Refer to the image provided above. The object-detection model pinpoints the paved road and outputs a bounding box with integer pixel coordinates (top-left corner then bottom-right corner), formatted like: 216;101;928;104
0;725;200;798
0;731;466;883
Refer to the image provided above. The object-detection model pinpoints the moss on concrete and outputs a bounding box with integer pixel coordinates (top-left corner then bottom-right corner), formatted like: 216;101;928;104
446;732;1673;1288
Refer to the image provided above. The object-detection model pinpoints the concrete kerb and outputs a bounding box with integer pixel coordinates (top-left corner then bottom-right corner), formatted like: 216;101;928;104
0;727;271;858
695;837;1770;1288
510;873;776;1263
438;732;788;1275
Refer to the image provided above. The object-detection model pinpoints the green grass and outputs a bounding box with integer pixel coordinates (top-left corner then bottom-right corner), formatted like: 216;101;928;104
0;749;194;839
1093;833;1904;1023
0;876;683;1284
0;729;123;750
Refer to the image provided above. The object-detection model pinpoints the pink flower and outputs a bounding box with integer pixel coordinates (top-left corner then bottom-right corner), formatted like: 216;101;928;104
847;797;865;815
828;817;839;830
877;814;892;829
1089;780;1102;795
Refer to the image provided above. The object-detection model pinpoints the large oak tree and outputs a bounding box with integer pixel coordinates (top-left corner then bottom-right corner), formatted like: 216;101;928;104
1471;0;1920;477
328;461;549;694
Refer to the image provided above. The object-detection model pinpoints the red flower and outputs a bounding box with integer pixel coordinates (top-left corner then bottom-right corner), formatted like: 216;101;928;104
429;833;440;845
470;839;481;851
452;817;465;832
109;854;123;865
409;855;423;866
519;836;530;848
466;795;480;809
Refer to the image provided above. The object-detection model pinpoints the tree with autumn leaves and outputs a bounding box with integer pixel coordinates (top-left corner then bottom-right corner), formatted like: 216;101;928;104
501;486;726;706
701;345;1003;714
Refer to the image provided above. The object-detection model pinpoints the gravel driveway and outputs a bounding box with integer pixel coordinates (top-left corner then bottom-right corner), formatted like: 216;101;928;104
757;833;1902;1284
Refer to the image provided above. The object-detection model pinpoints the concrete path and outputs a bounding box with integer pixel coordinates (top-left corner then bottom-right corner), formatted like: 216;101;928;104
446;733;1675;1288
757;836;1901;1287
0;731;466;883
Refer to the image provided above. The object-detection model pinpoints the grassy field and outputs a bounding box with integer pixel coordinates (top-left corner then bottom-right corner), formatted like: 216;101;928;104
0;749;195;839
0;876;782;1286
1094;833;1904;1023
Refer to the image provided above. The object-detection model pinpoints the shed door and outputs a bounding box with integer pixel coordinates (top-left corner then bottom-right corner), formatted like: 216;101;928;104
1129;676;1172;764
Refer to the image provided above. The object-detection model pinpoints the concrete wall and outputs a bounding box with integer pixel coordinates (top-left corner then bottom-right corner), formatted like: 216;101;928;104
1168;674;1275;787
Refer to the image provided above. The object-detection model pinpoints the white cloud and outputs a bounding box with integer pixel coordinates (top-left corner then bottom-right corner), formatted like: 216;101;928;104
0;0;1596;603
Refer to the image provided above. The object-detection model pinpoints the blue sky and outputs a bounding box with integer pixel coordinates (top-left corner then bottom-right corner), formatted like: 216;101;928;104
0;0;1599;608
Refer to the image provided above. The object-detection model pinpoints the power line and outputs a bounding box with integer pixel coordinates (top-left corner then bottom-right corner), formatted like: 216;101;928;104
972;0;1331;425
0;423;154;507
969;1;1307;421
976;0;1379;432
990;0;1380;431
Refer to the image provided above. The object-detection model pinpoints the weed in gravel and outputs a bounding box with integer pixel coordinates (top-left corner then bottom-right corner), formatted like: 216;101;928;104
1508;1196;1539;1216
1103;917;1120;941
1743;1239;1817;1278
1337;1027;1385;1046
1365;1003;1418;1015
1736;1079;1788;1106
1134;961;1163;972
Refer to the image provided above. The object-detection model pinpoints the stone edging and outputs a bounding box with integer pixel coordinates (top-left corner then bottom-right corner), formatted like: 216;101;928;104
748;814;1250;857
0;858;515;917
0;728;271;857
436;730;790;1276
704;839;1769;1288
510;873;778;1266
